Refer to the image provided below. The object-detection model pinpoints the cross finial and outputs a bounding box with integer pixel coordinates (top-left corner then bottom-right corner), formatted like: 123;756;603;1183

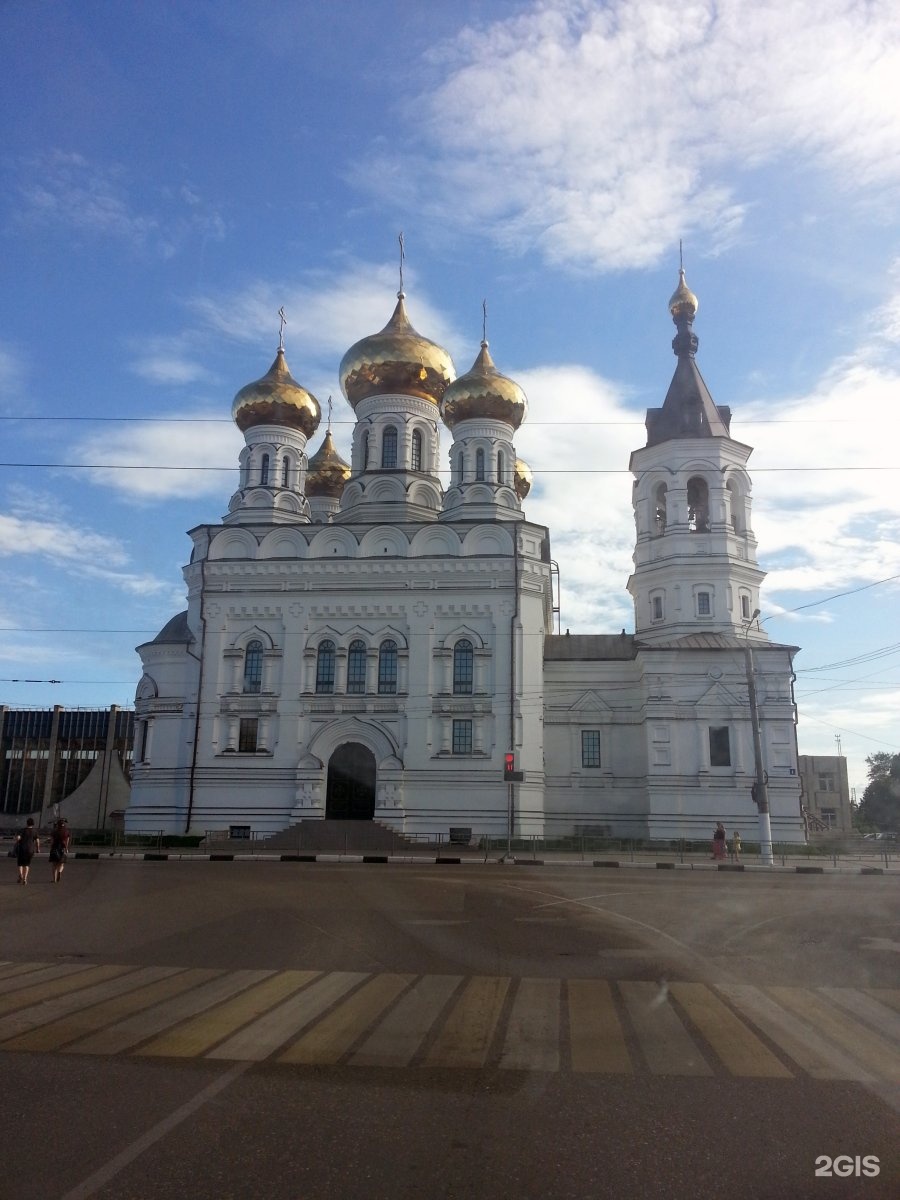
482;298;488;345
679;240;684;272
278;306;287;351
327;394;333;432
398;231;405;296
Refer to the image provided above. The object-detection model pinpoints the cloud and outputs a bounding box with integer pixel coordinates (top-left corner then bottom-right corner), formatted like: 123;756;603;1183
13;151;227;258
358;0;900;271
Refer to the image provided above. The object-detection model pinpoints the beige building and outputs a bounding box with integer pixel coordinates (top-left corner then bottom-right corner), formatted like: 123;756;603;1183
798;754;852;833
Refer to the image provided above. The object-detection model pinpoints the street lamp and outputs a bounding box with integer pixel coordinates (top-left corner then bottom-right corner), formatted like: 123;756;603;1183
743;609;775;866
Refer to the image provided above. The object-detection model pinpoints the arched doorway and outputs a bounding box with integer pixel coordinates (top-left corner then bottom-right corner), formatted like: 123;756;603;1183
326;742;376;820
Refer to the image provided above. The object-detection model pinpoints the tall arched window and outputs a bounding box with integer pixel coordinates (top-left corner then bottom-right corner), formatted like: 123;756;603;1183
382;425;398;468
687;477;710;532
347;639;367;694
654;483;668;534
260;453;270;486
497;451;504;483
378;640;398;694
362;431;369;469
315;640;336;694
411;429;422;471
453;639;474;695
281;458;290;488
457;450;464;482
475;448;485;481
242;640;263;694
727;480;744;532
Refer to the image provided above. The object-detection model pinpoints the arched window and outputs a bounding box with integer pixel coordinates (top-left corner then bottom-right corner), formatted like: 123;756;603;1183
242;640;264;694
260;453;270;486
281;458;290;488
497;451;504;483
382;426;398;468
654;483;668;534
347;639;367;694
315;640;336;694
362;431;369;469
457;450;464;482
378;639;398;694
411;429;422;472
475;448;485;481
453;639;474;695
727;480;744;532
687;476;709;532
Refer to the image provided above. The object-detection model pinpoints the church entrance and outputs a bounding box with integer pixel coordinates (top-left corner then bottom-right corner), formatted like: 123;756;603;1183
325;742;376;820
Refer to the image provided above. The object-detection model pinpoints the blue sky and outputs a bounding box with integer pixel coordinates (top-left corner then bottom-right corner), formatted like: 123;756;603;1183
2;0;899;799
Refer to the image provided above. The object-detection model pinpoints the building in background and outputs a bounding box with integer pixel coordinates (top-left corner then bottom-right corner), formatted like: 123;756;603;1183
0;705;133;830
798;754;852;833
129;270;804;843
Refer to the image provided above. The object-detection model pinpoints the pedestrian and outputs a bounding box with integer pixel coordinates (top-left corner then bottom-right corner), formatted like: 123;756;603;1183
712;821;727;861
49;817;70;883
731;830;742;863
15;817;40;886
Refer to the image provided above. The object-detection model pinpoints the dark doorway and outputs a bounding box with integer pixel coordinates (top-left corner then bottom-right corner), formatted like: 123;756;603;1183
326;742;376;820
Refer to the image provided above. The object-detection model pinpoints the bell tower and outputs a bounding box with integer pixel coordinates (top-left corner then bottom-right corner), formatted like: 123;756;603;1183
627;268;767;643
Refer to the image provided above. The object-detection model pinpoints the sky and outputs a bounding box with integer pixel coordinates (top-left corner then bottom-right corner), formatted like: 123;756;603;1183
1;0;899;801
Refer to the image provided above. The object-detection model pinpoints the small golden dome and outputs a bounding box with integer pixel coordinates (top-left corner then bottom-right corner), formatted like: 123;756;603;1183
305;429;351;498
668;268;699;320
232;348;321;437
514;459;532;500
440;342;527;430
339;293;455;409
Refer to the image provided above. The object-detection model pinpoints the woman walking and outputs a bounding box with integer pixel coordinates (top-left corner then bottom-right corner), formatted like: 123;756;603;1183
15;817;39;885
49;817;70;883
712;821;727;861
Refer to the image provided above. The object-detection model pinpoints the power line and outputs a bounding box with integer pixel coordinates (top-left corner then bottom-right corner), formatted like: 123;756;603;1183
2;462;900;475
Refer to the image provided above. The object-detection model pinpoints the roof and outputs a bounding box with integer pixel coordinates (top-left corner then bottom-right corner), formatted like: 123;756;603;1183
640;632;800;653
148;611;194;645
645;356;732;447
544;634;639;661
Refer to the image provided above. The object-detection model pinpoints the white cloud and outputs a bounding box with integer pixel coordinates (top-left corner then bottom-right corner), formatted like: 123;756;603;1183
360;0;900;270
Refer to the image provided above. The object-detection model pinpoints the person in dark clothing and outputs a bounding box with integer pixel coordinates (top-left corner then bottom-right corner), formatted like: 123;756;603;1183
49;817;70;883
15;817;39;885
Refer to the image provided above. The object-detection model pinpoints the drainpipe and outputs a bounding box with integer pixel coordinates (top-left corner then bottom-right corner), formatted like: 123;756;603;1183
185;556;207;834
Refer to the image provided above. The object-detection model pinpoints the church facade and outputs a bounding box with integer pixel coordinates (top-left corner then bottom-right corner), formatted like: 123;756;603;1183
128;271;804;843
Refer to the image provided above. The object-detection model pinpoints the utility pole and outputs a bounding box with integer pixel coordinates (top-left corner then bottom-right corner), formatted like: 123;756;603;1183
744;611;774;866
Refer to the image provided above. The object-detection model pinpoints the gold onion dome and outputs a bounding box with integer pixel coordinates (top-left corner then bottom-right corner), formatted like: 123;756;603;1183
339;293;455;409
232;348;321;436
305;429;351;498
514;459;532;500
668;268;699;320
440;341;527;430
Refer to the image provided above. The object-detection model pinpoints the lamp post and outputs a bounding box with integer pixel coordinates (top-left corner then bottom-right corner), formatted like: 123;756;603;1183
743;610;774;866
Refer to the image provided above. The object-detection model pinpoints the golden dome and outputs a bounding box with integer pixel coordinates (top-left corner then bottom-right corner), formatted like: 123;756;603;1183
668;268;699;320
440;341;527;430
514;459;532;500
305;429;351;498
339;293;455;409
232;348;321;436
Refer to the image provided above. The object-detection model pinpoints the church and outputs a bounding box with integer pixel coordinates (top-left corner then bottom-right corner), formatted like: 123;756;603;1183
128;268;804;844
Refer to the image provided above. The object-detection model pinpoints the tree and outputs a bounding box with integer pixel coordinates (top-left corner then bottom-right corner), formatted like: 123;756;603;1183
854;753;900;832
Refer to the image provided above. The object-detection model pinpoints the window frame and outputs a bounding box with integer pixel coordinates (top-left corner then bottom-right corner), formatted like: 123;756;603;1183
381;425;398;469
242;639;264;694
708;725;731;768
452;719;473;755
238;717;259;753
346;639;367;695
315;640;336;694
377;639;398;695
452;639;474;695
581;730;601;768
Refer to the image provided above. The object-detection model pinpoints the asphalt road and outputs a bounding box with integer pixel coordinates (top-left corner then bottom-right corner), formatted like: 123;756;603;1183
1;859;897;1200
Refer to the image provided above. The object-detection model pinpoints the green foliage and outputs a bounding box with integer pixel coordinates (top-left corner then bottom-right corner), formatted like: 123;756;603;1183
857;752;900;832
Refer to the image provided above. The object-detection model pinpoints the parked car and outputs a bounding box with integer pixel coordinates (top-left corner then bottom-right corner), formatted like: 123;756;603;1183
862;831;898;840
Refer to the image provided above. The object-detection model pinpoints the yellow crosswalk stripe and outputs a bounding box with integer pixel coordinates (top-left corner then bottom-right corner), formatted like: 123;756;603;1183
619;981;712;1076
207;971;367;1061
669;983;792;1078
0;962;51;983
767;987;900;1083
425;975;509;1069
279;974;415;1065
351;975;462;1068
568;980;632;1074
137;971;320;1058
0;963;97;1006
500;978;560;1071
819;988;900;1044
1;969;218;1053
0;964;135;1016
867;988;900;1015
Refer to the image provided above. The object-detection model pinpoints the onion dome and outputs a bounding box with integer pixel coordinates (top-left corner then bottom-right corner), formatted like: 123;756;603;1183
514;459;532;500
668;268;698;321
305;429;351;498
232;348;321;436
339;293;455;409
440;341;527;430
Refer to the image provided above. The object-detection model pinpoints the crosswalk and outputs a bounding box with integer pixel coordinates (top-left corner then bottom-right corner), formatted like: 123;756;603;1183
0;959;897;1081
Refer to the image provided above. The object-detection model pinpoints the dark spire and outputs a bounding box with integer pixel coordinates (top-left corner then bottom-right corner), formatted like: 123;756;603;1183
645;266;731;447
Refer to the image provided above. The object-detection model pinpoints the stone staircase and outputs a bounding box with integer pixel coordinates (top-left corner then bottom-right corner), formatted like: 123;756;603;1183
253;818;430;854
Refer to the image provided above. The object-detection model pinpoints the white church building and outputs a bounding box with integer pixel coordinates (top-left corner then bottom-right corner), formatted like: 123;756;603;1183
128;269;804;843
